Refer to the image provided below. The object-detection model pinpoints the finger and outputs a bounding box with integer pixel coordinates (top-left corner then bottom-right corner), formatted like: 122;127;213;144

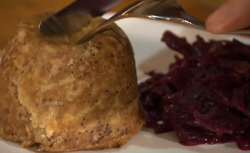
206;0;250;34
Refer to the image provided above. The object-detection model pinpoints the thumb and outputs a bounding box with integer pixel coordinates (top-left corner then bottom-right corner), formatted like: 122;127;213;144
206;0;250;34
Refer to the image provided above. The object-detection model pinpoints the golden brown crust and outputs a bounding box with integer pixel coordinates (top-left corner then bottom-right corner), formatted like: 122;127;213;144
0;14;145;151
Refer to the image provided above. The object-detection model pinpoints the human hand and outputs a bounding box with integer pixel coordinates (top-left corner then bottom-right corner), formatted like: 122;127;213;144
206;0;250;34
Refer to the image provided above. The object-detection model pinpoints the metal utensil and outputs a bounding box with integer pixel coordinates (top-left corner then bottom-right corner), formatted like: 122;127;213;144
39;0;121;36
77;0;250;44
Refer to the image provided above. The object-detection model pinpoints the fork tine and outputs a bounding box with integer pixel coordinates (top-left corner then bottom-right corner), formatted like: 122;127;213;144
39;17;67;36
49;16;67;34
46;17;66;35
39;0;123;36
39;21;56;36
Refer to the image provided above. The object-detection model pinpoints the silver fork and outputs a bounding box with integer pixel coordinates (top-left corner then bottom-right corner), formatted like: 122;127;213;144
77;0;250;44
39;0;121;36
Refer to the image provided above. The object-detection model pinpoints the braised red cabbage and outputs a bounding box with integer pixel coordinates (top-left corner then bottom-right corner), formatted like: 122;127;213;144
138;31;250;150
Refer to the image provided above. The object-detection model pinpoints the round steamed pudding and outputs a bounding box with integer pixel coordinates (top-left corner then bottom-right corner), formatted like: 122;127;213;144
0;14;144;151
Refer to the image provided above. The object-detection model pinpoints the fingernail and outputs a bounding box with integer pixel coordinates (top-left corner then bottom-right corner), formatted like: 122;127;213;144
206;1;229;33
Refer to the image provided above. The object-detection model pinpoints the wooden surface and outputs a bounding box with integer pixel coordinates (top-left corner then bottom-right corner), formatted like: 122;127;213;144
0;0;224;49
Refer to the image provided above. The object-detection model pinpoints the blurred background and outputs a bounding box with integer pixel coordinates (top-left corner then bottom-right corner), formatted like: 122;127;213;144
0;0;225;48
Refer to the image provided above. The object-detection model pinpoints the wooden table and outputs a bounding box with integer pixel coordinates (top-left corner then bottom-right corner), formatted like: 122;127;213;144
0;0;224;49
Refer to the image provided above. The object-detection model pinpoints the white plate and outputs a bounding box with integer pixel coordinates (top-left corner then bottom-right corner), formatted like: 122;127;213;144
1;13;250;153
